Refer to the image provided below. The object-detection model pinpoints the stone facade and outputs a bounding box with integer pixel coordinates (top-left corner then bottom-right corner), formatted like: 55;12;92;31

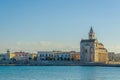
80;27;108;63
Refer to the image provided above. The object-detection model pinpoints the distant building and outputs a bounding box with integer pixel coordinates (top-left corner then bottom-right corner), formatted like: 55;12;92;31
0;53;8;60
108;52;115;61
70;51;80;61
114;53;120;61
0;50;10;60
108;53;120;64
9;53;16;59
13;52;30;61
80;27;108;63
37;51;53;60
37;51;71;61
54;51;71;61
29;53;37;60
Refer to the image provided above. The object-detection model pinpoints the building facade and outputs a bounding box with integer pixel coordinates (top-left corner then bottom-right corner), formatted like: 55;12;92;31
13;52;30;61
37;51;53;60
54;51;71;61
29;53;37;60
70;51;80;61
108;52;115;61
114;53;120;61
0;54;8;60
37;51;72;61
0;50;10;60
80;27;108;63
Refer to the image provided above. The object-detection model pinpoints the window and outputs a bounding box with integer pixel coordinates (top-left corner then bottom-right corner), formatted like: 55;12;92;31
65;55;67;57
86;49;87;53
96;44;97;47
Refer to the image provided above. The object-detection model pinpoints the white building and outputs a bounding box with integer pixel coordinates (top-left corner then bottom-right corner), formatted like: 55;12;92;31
37;51;53;60
54;51;71;61
37;51;71;61
0;53;8;60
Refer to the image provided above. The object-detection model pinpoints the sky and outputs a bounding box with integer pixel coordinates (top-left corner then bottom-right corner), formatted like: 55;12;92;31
0;0;120;53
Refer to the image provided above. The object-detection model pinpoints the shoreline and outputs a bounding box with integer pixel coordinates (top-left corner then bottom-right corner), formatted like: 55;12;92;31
1;60;120;67
1;63;120;67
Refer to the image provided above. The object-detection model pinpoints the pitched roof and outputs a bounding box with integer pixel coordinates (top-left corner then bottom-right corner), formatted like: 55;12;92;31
90;27;94;33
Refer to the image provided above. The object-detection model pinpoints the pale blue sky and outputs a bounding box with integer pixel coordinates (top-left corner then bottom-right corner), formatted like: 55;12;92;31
0;0;120;53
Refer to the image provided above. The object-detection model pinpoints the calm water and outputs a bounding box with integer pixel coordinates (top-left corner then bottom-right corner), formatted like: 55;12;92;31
0;66;120;80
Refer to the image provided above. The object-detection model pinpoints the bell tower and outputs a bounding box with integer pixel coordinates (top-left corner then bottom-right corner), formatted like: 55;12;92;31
89;27;95;39
7;49;10;60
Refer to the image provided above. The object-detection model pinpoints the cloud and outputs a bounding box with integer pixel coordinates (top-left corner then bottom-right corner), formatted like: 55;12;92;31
1;41;120;53
16;41;51;47
107;45;120;53
0;41;79;53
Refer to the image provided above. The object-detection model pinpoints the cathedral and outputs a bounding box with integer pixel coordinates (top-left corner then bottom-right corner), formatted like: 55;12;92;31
80;27;108;63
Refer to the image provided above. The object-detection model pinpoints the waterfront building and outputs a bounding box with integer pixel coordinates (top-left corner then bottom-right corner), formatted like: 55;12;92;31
0;53;8;60
13;52;30;61
114;53;120;61
108;53;120;64
0;50;10;60
29;53;37;60
54;51;71;61
70;51;80;61
108;52;115;61
37;51;71;61
80;27;108;63
37;51;53;60
9;53;16;59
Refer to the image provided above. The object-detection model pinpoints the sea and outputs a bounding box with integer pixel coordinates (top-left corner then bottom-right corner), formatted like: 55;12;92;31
0;66;120;80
